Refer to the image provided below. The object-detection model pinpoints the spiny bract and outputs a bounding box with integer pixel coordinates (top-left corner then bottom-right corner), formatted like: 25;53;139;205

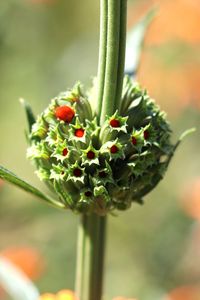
27;76;175;215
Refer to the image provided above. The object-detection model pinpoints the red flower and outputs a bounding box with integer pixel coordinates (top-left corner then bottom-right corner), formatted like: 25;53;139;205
143;130;149;140
55;106;75;123
73;168;82;177
110;145;119;154
87;151;95;159
110;119;120;128
62;148;68;156
131;136;137;145
75;128;85;138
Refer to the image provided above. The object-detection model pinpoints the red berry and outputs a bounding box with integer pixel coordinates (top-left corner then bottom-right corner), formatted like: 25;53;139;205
132;136;137;145
144;130;149;140
87;151;95;159
85;191;92;197
62;148;68;156
55;106;75;123
73;168;82;177
75;128;85;138
110;145;118;154
110;119;120;128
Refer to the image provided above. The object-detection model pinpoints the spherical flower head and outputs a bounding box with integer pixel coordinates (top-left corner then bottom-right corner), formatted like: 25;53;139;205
27;77;176;215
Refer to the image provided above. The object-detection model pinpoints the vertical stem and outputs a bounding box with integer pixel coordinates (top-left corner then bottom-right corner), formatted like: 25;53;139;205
96;0;108;119
114;0;127;111
100;0;121;124
75;1;127;300
75;214;106;300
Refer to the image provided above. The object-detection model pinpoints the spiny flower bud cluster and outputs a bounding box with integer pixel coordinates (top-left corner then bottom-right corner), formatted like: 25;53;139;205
27;76;175;215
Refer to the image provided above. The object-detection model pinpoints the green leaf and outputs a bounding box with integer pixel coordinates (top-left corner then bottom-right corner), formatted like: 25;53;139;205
125;7;157;76
0;165;66;209
20;98;36;133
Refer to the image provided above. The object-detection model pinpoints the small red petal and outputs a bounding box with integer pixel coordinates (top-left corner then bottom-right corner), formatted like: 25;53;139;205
110;119;120;128
73;168;82;177
75;128;85;138
144;130;149;140
110;145;118;154
62;148;68;156
85;191;92;197
55;106;75;123
87;151;95;159
132;136;137;145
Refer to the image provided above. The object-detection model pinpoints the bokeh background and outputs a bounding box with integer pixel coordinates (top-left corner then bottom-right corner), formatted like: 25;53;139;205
0;0;200;299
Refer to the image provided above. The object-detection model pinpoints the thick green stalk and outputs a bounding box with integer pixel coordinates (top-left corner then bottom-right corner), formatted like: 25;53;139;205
75;215;106;300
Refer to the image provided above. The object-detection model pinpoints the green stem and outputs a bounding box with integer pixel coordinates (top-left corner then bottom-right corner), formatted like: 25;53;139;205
75;214;106;300
96;0;108;119
75;1;127;299
114;0;127;111
100;0;121;124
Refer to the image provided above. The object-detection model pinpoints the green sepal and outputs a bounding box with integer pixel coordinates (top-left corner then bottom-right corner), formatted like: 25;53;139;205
0;165;65;209
35;167;51;181
51;140;71;162
68;162;85;185
120;76;142;114
43;100;58;124
96;161;115;185
50;163;68;181
30;114;48;140
100;139;125;161
27;140;52;160
20;98;36;133
53;180;74;208
142;123;157;146
81;142;100;166
68;117;87;144
46;124;66;147
100;111;128;144
130;128;144;152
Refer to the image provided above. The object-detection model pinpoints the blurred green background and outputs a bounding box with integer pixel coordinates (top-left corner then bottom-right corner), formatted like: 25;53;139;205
0;0;200;299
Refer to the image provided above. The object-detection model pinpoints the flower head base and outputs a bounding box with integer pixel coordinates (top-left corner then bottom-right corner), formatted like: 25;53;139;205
27;77;177;215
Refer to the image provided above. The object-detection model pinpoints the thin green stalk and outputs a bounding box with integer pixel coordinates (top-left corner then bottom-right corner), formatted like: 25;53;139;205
96;0;108;119
100;0;121;124
114;0;127;111
75;215;106;300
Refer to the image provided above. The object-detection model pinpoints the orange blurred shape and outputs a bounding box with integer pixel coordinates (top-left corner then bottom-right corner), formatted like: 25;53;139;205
128;0;200;44
39;290;77;300
1;247;45;280
180;178;200;220
163;285;200;300
137;52;200;114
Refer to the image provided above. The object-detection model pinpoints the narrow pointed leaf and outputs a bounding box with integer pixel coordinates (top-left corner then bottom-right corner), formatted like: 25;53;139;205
20;98;36;133
0;165;66;209
125;7;157;76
